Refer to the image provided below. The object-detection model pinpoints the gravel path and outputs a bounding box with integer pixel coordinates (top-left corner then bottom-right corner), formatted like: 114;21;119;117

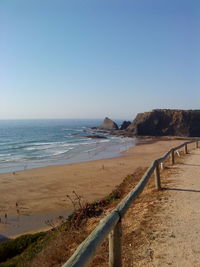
143;148;200;266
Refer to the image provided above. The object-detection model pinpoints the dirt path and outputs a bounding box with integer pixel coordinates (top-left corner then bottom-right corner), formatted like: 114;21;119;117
138;148;200;266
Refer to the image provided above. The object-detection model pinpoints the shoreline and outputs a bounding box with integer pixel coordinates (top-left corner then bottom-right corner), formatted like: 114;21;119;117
0;137;186;239
0;135;136;174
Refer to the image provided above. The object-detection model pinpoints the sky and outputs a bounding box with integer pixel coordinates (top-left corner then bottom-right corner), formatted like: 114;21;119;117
0;0;200;120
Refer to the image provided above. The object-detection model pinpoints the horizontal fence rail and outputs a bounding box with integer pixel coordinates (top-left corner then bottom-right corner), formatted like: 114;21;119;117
63;139;200;267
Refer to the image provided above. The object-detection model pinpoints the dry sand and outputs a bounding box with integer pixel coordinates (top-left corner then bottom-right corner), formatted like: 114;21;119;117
0;138;185;237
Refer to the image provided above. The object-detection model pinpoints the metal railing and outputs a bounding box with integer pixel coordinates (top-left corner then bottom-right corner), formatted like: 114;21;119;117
63;140;199;267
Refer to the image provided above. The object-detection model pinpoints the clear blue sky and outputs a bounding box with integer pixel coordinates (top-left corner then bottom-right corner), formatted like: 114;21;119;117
0;0;200;120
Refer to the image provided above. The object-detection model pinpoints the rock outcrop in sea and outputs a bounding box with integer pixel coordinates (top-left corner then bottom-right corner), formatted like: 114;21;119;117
99;117;119;130
120;121;131;130
127;109;200;137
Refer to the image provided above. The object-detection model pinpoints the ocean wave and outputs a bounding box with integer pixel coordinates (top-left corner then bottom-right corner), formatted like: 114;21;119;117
26;155;51;160
75;129;85;132
24;147;37;151
98;139;110;143
22;142;67;151
0;159;12;163
0;153;12;157
83;147;99;153
62;128;75;131
53;149;72;156
0;154;25;163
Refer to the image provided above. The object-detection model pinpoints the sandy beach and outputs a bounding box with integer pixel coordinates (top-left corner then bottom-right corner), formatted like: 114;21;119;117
0;138;186;237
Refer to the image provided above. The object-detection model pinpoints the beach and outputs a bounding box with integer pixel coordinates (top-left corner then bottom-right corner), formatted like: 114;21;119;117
0;138;185;238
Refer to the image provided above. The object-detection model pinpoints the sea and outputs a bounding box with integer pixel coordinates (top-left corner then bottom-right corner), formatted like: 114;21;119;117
0;119;135;173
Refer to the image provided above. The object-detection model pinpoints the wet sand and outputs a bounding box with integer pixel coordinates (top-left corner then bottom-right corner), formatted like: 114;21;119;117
0;138;185;238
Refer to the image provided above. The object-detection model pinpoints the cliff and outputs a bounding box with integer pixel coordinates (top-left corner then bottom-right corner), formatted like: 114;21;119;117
127;109;200;137
120;121;131;130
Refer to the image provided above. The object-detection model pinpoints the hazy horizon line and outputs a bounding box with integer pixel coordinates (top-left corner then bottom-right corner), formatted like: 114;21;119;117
0;117;133;121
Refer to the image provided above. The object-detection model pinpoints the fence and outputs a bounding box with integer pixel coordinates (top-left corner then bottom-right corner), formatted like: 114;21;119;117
63;140;199;267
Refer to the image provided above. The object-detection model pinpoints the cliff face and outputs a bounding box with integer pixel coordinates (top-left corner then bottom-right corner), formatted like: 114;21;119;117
127;109;200;137
120;121;131;130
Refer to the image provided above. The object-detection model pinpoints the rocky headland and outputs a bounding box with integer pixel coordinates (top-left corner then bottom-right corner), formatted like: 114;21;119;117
127;109;200;137
98;109;200;137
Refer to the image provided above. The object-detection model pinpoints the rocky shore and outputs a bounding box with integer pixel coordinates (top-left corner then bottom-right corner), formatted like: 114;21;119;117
98;109;200;137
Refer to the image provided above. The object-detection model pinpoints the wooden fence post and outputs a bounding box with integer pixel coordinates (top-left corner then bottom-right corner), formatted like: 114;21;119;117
154;161;161;190
184;144;188;154
196;141;199;149
171;149;175;164
109;220;122;267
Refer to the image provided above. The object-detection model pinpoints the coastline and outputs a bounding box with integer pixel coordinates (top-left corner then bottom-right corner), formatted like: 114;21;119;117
0;136;135;174
0;137;186;238
0;119;134;174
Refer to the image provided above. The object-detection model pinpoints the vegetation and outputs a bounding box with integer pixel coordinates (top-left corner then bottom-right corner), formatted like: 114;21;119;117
0;232;46;266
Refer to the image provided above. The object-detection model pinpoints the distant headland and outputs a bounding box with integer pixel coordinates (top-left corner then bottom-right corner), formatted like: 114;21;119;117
98;109;200;137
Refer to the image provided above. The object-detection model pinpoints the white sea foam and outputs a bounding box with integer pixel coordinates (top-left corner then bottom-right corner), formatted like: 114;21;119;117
24;147;37;151
53;149;71;156
98;139;110;143
0;153;12;157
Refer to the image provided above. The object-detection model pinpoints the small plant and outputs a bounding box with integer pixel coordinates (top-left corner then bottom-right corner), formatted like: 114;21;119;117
66;191;103;229
66;190;83;211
